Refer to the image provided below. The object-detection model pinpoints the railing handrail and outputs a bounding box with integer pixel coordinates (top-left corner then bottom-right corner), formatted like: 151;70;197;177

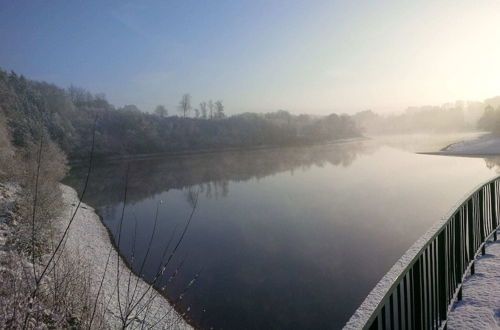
344;175;500;329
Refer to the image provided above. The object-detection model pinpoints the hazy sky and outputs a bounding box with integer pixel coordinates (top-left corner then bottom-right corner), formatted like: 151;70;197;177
1;0;500;115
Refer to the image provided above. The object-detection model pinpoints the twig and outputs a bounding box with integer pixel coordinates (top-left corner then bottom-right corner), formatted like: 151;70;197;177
127;190;199;317
116;163;131;327
88;246;113;330
31;131;44;279
33;115;97;292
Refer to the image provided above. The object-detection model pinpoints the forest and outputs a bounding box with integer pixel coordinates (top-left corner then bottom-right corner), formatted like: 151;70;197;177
476;96;500;134
0;69;361;160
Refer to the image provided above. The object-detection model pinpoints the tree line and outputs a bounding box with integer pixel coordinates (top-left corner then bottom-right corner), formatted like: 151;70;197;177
0;68;361;160
154;94;226;120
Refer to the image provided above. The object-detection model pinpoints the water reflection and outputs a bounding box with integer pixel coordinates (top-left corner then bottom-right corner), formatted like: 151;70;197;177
67;141;374;209
65;136;498;330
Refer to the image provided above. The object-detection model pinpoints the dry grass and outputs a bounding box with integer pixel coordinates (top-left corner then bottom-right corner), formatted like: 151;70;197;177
0;120;107;329
0;243;107;329
0;117;191;329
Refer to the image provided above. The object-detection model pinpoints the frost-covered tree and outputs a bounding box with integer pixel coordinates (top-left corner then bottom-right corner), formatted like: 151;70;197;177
214;100;225;119
199;102;208;119
178;94;191;118
208;100;214;120
154;105;168;118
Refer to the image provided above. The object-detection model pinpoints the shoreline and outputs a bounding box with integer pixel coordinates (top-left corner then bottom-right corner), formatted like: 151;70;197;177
92;197;200;329
421;132;500;157
58;184;193;329
69;136;369;166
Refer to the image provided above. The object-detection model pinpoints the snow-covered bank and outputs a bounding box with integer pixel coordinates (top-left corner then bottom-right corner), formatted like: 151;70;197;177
447;229;500;329
57;184;192;329
432;133;500;156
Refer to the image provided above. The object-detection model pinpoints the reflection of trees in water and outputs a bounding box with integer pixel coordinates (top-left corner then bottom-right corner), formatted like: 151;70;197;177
195;180;229;200
65;141;374;209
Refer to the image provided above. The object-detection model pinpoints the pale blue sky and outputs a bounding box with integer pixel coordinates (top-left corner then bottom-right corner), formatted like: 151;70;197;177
1;0;499;114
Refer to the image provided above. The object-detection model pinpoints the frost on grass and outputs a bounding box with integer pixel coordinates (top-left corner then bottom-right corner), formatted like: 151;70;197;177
0;182;103;329
0;180;192;329
58;184;192;329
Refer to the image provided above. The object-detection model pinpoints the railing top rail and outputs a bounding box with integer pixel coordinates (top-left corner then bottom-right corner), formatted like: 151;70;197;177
343;175;500;329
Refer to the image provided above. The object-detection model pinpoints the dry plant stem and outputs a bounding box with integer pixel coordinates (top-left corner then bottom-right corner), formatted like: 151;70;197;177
120;191;198;329
124;213;139;321
88;246;113;330
131;222;178;308
138;257;187;316
22;115;97;330
137;257;188;327
147;270;202;330
46;216;58;309
127;191;199;317
31;133;43;280
116;163;131;325
34;115;97;293
134;225;181;328
129;201;162;308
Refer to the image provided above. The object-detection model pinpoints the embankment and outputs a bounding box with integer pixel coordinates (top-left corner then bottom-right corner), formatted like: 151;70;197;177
57;184;192;329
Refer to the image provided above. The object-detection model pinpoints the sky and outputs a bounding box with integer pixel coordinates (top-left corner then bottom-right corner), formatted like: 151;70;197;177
1;0;500;115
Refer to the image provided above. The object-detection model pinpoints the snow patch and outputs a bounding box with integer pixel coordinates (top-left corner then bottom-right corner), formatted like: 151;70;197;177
441;133;500;155
447;235;500;329
57;184;191;329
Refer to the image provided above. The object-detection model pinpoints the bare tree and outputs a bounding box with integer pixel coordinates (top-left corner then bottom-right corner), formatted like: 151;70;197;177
208;100;214;120
214;100;225;119
194;108;200;118
178;94;191;118
199;102;207;119
154;105;168;118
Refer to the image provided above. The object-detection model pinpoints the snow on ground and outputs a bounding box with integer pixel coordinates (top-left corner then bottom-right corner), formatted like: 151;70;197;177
447;230;500;330
441;133;500;155
58;184;192;329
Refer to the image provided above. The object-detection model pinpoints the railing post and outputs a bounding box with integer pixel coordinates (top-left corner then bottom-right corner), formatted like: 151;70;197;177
412;258;422;330
454;213;462;284
490;182;497;229
492;181;498;242
479;190;485;243
368;317;379;330
438;231;447;322
467;199;474;263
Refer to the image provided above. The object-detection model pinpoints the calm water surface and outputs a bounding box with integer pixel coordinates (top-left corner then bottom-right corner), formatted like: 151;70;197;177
67;134;499;329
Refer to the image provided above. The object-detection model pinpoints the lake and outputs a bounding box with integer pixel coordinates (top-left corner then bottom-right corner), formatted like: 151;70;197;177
66;134;499;329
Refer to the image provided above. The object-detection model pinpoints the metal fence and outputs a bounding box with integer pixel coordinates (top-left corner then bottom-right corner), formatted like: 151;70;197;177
344;177;500;330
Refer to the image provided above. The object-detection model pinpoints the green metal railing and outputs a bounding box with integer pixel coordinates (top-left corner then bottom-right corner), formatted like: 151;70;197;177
344;176;500;330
